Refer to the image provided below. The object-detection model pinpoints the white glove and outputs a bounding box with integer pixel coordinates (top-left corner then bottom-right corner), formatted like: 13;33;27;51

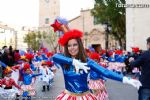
72;59;90;73
123;76;142;89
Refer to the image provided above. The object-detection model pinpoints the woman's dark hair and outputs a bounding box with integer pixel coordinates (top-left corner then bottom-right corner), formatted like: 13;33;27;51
64;38;87;70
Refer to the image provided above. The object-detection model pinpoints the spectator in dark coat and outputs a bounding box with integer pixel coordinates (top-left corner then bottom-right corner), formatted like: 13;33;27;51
129;37;150;100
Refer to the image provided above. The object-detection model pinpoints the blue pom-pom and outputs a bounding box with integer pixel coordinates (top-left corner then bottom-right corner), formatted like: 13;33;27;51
22;91;29;97
56;17;68;25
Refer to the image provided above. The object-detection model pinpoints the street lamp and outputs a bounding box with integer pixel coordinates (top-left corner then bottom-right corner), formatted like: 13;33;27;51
103;22;112;50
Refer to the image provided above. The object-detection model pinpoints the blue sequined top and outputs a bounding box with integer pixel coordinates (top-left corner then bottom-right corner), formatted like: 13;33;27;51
52;53;123;93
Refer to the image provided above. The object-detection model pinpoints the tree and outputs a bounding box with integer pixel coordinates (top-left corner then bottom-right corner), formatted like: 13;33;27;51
91;0;126;49
24;28;59;52
24;31;42;51
44;29;58;52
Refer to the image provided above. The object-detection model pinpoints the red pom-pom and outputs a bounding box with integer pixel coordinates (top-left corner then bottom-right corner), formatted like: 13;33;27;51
90;52;101;60
132;47;139;53
100;50;106;55
46;52;54;57
109;51;114;56
37;52;42;56
58;29;83;46
23;63;30;71
46;61;53;67
115;50;123;55
25;53;34;60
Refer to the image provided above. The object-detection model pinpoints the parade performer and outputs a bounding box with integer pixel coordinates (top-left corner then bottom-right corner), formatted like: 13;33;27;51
12;56;33;86
38;60;54;92
88;52;108;100
50;17;141;100
18;63;42;100
0;67;22;99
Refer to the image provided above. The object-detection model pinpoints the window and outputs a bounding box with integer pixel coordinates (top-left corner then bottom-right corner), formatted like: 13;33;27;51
45;18;49;24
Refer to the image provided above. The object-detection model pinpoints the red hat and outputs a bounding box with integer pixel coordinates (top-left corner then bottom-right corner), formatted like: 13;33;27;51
3;67;12;75
100;50;106;55
23;63;30;71
58;29;83;46
46;52;54;57
51;18;83;46
90;52;101;60
46;61;53;67
37;52;42;56
108;51;114;56
132;47;139;53
25;53;34;60
115;50;123;55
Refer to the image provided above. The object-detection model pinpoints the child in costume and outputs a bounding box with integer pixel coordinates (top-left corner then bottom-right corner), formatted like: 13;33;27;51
38;60;54;92
0;67;22;99
18;63;42;100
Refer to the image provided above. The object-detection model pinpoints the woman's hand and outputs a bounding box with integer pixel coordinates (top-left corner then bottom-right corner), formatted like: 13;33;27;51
123;76;142;89
72;59;90;73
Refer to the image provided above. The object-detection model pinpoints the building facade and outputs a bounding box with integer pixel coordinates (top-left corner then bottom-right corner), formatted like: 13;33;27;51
38;0;60;51
0;22;17;49
126;0;150;51
69;9;117;49
39;0;60;27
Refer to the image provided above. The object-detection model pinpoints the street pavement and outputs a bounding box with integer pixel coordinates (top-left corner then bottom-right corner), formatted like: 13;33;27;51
0;69;138;100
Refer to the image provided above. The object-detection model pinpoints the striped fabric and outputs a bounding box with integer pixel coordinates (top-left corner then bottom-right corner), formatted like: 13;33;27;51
96;89;108;100
88;79;105;90
88;79;108;100
19;84;36;96
56;90;97;100
108;62;125;72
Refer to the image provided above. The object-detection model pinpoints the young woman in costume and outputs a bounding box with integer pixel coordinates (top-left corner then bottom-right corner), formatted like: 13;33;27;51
50;18;141;100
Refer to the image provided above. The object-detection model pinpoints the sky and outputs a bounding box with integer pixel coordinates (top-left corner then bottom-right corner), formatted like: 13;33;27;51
0;0;94;28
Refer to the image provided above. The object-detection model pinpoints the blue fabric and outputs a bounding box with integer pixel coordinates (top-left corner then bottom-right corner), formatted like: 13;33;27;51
35;56;42;62
23;73;42;85
41;54;48;60
30;64;36;71
52;54;72;65
107;57;116;62
90;70;106;80
87;58;123;82
63;65;89;93
0;61;7;68
22;91;28;97
115;55;126;63
19;50;26;56
52;54;123;93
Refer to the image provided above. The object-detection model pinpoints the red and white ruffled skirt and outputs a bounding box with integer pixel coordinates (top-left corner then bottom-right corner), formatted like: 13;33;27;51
56;90;97;100
19;84;36;96
88;79;108;100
